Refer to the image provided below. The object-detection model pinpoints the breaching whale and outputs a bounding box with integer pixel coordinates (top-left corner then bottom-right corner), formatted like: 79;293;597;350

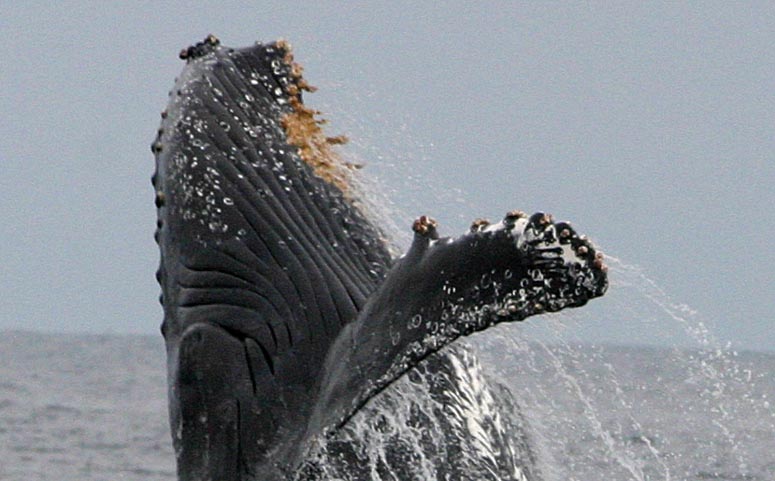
152;35;608;480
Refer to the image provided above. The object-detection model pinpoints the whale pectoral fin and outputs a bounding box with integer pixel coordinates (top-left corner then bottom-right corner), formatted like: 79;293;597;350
312;212;608;434
154;37;392;477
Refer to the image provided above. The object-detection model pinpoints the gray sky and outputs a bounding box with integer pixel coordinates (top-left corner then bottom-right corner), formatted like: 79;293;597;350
1;2;773;351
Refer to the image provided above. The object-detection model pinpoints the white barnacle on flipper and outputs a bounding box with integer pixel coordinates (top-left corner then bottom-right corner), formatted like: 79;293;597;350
482;219;509;234
496;216;587;269
428;237;454;248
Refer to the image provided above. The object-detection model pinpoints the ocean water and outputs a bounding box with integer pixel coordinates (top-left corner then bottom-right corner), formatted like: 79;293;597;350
1;330;773;481
1;332;173;480
475;332;775;481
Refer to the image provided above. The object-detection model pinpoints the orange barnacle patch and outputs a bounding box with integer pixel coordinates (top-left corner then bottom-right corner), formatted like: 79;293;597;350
276;40;355;194
326;135;349;145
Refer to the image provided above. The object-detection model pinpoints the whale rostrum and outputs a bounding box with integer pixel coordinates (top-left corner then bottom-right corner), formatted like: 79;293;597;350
152;36;608;480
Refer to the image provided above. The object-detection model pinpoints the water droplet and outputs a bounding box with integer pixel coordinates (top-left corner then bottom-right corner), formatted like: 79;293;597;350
530;269;544;282
208;221;221;233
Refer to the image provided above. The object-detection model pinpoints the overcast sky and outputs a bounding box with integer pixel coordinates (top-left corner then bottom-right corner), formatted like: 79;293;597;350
1;2;773;351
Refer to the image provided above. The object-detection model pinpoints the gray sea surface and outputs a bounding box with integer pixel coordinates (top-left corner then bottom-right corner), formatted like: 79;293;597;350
1;332;173;480
1;331;773;481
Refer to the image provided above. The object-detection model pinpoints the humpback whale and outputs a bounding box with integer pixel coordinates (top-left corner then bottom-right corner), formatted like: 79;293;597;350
152;35;608;480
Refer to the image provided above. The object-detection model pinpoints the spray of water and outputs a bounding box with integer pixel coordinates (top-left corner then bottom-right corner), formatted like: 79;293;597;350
477;256;774;480
312;86;773;480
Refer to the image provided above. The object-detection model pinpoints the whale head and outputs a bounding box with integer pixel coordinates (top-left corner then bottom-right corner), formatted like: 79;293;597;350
153;36;608;480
